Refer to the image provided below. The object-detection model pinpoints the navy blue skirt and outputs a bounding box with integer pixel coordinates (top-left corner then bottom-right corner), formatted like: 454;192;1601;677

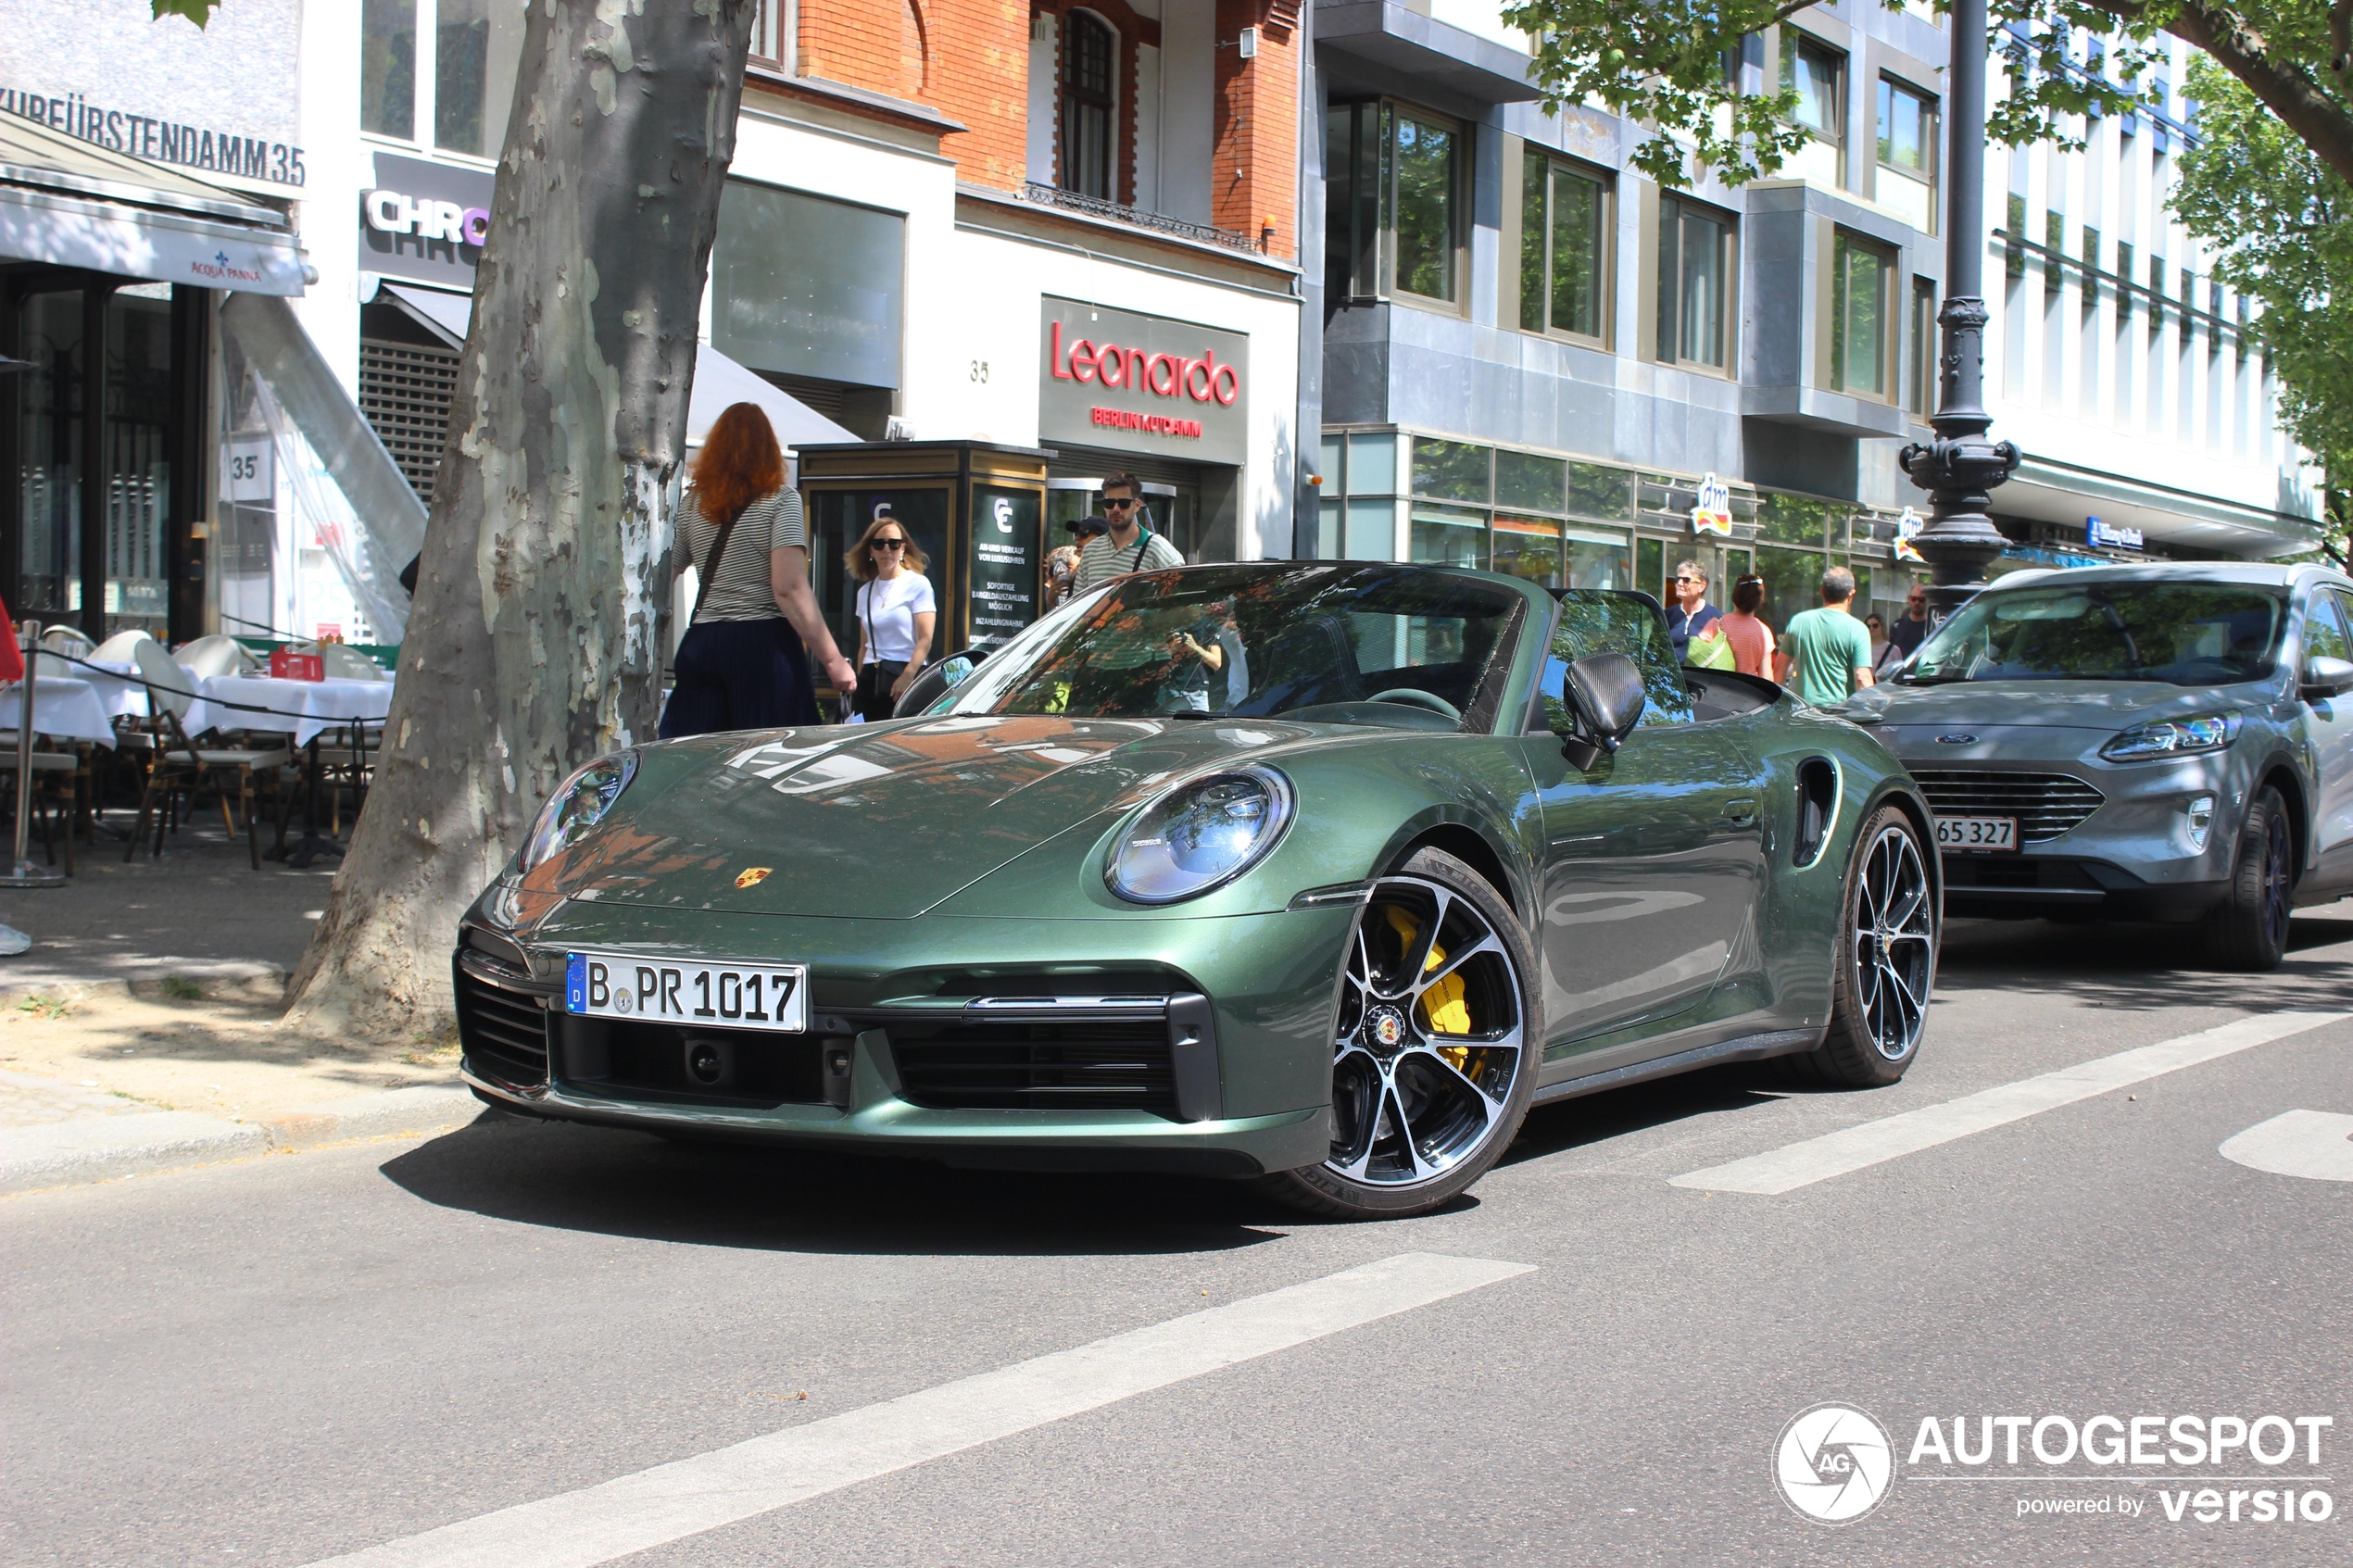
660;617;821;738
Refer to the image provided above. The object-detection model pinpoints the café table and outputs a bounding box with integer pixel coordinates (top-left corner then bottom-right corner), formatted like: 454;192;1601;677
0;676;119;749
178;673;396;868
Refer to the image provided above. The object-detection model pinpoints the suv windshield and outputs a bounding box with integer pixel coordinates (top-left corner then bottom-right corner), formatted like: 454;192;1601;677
936;564;1525;727
1906;581;2286;686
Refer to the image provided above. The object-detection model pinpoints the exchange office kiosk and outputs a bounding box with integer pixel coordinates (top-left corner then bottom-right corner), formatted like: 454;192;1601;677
795;441;1052;691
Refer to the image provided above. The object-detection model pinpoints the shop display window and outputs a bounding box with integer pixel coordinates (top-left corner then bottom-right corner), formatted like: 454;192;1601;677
1412;438;1491;504
1409;504;1487;570
1491;516;1562;588
1496;450;1567;515
1568;462;1637;522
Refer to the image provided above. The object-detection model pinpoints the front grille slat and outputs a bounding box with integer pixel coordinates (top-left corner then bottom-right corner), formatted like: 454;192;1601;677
1909;769;2106;844
454;958;551;1092
891;1021;1176;1114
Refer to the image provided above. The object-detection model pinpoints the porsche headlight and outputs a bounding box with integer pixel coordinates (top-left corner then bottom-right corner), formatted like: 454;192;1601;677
2100;712;2242;762
1107;767;1294;905
519;750;638;871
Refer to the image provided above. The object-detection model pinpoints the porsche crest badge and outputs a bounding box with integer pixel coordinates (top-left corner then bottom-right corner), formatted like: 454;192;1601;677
735;867;773;889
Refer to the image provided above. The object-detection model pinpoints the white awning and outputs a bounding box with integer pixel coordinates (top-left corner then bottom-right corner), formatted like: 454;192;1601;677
0;109;306;295
376;282;859;450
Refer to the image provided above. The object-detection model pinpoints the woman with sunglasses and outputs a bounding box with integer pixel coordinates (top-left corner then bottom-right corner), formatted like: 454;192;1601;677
843;513;937;721
660;403;856;739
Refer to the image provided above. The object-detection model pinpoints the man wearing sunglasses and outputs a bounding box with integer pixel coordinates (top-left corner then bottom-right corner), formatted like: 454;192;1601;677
1887;583;1931;662
1072;472;1185;595
1666;559;1721;664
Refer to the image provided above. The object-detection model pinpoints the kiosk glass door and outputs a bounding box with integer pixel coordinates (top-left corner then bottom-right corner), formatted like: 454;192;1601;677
1046;477;1199;559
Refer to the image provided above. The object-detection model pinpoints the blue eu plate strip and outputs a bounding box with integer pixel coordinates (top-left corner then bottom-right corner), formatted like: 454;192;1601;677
565;952;586;1014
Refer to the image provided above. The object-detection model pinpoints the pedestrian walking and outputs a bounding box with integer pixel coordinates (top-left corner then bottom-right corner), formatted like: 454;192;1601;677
844;514;937;722
1665;559;1721;664
659;403;856;739
1072;474;1185;594
1888;583;1932;659
1774;566;1877;707
1712;573;1778;678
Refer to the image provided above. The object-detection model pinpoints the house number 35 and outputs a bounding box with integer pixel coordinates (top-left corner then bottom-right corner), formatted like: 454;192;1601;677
970;360;989;383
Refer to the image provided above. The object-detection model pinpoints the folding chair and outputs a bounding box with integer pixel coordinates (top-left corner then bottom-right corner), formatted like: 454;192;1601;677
125;640;289;869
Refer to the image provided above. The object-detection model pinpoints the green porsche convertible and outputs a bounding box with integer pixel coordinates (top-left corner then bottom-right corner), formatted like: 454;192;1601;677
456;564;1940;1218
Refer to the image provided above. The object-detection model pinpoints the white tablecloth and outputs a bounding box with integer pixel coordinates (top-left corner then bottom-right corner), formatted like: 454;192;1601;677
181;674;394;749
0;677;117;748
75;659;151;719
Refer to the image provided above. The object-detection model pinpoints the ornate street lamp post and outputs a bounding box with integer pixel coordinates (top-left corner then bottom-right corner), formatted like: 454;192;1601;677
1898;0;2020;624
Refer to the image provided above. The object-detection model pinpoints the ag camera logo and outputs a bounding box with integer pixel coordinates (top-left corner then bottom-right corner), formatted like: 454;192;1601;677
1776;1403;1897;1524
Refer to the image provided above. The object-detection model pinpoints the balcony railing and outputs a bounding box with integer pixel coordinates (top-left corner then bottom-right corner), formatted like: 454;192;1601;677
1021;182;1266;255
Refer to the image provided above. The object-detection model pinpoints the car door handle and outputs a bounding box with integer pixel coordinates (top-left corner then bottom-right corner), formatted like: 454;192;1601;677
1722;797;1759;827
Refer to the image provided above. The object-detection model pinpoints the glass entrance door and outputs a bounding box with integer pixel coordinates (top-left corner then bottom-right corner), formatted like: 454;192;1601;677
12;290;84;625
1045;477;1200;559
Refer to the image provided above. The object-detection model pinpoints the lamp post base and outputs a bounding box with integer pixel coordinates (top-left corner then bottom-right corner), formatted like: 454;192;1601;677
0;861;68;889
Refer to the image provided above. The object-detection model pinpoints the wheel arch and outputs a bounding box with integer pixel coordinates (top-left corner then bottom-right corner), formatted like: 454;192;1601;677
2252;755;2310;876
1374;810;1532;932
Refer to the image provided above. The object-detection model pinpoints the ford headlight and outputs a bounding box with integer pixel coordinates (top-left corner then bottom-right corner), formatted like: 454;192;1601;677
520;750;638;871
2100;712;2241;762
1107;767;1294;905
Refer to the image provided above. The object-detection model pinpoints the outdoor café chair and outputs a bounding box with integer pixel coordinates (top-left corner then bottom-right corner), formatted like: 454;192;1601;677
0;736;81;874
172;634;258;680
126;639;289;870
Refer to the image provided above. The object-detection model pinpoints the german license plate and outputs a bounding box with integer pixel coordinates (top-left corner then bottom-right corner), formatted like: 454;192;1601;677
1934;816;2018;852
564;952;808;1033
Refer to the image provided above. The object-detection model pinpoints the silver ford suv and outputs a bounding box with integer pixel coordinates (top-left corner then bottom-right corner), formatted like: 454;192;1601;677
1842;561;2353;970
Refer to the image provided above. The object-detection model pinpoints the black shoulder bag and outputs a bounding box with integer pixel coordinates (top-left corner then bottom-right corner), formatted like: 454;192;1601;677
686;499;745;628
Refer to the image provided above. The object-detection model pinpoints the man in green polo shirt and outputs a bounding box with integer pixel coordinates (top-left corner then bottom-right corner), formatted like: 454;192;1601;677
1775;566;1877;707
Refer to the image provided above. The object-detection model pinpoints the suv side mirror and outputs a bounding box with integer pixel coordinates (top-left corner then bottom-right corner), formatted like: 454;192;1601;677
891;648;985;719
2301;655;2353;702
1561;653;1646;769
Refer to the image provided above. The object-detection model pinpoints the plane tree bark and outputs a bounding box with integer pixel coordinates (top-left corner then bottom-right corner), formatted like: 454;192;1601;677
285;1;757;1037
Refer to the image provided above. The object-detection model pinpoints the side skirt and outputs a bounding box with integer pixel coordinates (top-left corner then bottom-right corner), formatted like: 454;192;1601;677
1530;1027;1824;1107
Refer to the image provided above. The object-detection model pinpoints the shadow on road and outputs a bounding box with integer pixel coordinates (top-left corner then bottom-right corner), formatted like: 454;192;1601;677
1939;913;2353;1015
379;1111;1300;1256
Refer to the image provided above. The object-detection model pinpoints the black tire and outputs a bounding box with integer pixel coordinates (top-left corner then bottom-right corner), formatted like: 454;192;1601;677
1260;848;1541;1220
1786;805;1937;1088
2206;787;2292;972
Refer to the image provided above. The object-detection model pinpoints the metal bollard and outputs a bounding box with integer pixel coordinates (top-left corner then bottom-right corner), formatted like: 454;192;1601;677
3;618;68;888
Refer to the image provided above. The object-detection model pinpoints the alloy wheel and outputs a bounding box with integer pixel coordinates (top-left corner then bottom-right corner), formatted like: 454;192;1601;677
1851;823;1935;1060
1327;876;1527;1186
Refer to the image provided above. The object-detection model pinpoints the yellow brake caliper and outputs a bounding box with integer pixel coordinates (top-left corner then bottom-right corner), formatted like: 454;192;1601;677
1384;904;1471;1073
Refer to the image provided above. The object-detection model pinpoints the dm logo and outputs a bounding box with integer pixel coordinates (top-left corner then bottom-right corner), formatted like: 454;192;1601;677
1774;1403;1895;1524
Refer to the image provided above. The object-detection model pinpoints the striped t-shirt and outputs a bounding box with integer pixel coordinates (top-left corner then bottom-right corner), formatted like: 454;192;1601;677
678;486;806;623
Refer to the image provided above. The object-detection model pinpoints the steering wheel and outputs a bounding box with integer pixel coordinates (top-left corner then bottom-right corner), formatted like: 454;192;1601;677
1364;687;1462;721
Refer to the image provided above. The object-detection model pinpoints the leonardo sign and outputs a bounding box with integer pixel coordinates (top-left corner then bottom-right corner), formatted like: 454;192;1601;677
1038;296;1249;466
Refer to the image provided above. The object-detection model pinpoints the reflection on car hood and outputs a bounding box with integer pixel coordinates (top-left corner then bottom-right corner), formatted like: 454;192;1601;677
543;715;1335;919
1841;679;2266;731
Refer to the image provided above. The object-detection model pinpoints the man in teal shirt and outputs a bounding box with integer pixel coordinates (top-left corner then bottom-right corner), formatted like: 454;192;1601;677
1775;567;1877;707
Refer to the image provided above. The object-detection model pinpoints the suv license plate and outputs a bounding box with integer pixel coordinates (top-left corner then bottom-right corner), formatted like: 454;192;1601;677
565;952;808;1033
1934;816;2019;852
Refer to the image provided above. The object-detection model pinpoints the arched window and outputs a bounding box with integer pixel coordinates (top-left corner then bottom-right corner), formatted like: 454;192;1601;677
1060;11;1115;200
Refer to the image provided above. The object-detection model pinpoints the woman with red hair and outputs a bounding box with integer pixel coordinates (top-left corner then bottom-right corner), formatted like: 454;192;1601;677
660;403;856;737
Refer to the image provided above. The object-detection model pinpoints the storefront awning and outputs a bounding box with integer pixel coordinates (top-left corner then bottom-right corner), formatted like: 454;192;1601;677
2002;453;2326;560
0;109;306;295
375;282;860;450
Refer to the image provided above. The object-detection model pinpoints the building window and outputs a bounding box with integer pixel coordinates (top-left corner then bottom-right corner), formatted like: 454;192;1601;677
1875;78;1937;232
1907;277;1936;415
1519;151;1608;341
361;0;417;140
1780;33;1845;185
359;0;520;157
1658;199;1733;370
1389;107;1462;303
1831;232;1894;397
1325;102;1463;307
749;0;792;70
1060;11;1116;201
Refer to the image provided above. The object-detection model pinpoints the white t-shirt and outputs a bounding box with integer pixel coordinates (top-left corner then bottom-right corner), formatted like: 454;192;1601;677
856;572;937;664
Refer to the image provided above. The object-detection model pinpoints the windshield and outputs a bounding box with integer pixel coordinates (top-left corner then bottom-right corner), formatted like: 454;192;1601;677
935;564;1525;727
1906;582;2286;686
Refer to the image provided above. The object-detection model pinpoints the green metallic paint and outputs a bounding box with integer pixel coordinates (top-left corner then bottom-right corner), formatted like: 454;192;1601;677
464;566;1931;1174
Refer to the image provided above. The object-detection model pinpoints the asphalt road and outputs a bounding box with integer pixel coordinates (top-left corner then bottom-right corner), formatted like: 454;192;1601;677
7;911;2350;1567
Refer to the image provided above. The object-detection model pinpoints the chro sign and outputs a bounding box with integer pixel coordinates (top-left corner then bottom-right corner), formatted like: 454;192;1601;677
363;188;489;247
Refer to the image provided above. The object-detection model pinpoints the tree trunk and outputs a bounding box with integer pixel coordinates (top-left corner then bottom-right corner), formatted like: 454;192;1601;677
285;0;755;1037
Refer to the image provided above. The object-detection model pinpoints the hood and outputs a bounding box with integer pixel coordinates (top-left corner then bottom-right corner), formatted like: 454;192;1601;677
546;715;1331;919
1841;678;2270;733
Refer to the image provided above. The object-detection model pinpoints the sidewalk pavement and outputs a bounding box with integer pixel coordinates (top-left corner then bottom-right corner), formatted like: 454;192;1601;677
0;823;484;1195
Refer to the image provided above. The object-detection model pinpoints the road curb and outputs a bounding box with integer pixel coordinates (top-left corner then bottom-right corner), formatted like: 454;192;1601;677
0;1083;478;1195
0;964;289;1009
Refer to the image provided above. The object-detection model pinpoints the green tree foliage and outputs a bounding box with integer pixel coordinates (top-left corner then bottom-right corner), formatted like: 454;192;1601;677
149;0;217;25
1502;0;2353;192
2172;57;2353;522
